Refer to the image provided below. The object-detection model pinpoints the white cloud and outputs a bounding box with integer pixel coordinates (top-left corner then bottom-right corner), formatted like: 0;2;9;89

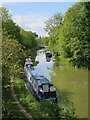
13;13;48;36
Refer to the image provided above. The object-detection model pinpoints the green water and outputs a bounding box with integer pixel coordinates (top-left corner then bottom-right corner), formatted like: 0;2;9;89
34;49;88;118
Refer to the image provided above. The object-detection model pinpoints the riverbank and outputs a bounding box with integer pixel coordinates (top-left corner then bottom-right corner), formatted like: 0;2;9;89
2;85;25;118
10;79;33;119
13;76;76;120
14;77;59;119
52;58;88;118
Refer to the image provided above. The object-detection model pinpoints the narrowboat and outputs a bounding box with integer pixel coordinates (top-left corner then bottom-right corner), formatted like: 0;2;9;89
24;59;57;102
45;51;52;57
39;46;45;49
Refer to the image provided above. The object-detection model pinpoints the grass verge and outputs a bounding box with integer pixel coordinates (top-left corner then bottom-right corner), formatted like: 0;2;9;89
2;86;25;119
14;77;76;120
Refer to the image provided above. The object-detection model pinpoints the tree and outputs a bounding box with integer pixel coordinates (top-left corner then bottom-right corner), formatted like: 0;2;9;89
1;7;22;42
44;13;63;55
1;7;38;63
59;2;90;68
1;7;11;26
44;13;63;35
2;35;25;86
38;36;49;46
20;29;37;49
1;6;40;118
2;34;26;117
4;19;22;41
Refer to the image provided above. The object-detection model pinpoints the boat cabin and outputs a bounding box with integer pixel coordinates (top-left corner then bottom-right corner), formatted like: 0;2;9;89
33;75;57;101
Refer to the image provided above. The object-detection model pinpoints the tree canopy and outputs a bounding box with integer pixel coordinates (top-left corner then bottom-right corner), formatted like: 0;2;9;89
44;12;63;35
2;35;25;86
20;29;38;49
1;6;38;117
43;2;90;69
59;2;90;68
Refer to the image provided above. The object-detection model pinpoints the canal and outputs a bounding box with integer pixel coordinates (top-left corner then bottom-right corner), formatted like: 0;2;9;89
34;49;88;118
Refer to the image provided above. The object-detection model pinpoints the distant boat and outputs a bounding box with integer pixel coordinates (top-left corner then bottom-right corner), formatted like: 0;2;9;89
39;46;45;49
45;51;52;57
24;58;57;102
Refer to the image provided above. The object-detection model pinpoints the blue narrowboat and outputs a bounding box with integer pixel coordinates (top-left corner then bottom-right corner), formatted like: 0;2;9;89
39;46;45;49
24;59;57;102
45;51;52;57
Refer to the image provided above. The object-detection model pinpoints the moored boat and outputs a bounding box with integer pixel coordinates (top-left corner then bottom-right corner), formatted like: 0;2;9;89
24;58;57;102
45;51;52;57
39;46;45;49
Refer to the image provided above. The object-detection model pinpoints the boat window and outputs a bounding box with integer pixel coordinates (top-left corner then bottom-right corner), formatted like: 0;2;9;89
50;86;56;91
31;77;33;83
34;83;38;91
43;84;49;92
50;91;56;98
44;92;50;99
31;77;34;83
39;86;43;92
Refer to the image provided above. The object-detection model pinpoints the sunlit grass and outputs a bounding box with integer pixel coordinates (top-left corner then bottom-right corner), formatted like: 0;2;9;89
2;86;25;118
14;77;53;118
14;77;76;120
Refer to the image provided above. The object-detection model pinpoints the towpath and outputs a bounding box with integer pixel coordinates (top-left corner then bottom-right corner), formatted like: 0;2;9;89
10;79;33;120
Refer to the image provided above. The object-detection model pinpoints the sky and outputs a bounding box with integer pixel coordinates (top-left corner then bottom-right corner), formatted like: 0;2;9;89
2;2;78;37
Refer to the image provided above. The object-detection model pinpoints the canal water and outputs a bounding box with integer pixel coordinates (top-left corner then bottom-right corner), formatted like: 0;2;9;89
34;49;88;118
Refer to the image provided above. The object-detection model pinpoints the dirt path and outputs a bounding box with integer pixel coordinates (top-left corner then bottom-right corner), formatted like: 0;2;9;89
10;79;33;120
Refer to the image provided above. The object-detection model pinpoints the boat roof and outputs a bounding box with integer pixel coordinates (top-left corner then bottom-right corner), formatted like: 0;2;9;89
26;65;52;86
46;51;51;53
34;75;51;85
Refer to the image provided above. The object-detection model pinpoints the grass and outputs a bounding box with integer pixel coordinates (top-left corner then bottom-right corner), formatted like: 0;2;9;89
14;77;76;120
14;77;60;119
2;85;25;118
